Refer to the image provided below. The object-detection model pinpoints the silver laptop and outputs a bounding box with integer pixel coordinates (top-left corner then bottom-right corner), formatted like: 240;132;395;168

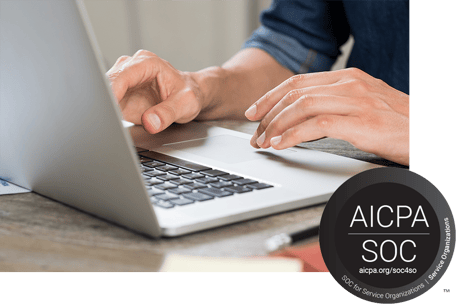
0;0;379;237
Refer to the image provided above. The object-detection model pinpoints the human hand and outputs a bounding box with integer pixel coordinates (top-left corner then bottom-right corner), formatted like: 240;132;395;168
107;50;203;133
245;68;409;165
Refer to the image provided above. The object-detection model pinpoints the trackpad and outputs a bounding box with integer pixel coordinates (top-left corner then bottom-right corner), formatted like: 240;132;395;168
164;134;295;164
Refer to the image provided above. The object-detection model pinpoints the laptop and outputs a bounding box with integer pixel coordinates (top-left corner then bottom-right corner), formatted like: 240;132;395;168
0;0;379;237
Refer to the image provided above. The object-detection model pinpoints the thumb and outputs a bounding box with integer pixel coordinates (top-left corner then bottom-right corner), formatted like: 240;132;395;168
141;89;198;134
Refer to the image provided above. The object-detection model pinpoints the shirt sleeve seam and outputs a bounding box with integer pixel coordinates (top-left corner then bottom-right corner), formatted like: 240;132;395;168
242;25;336;74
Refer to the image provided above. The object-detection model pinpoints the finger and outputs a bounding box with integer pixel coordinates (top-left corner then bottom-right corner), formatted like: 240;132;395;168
245;70;349;121
250;82;357;147
250;88;304;148
107;55;131;75
257;95;360;149
250;129;261;149
108;52;169;103
141;89;198;134
270;115;361;150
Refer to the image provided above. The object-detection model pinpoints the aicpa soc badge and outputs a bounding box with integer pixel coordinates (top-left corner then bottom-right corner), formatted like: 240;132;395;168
320;168;454;303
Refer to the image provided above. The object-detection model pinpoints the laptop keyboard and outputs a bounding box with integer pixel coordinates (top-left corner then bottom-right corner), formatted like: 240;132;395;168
136;148;273;209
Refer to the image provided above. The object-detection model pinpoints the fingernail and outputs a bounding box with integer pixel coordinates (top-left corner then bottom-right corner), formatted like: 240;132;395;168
251;130;258;140
249;131;257;147
245;104;257;118
256;133;265;146
148;113;161;131
271;135;282;147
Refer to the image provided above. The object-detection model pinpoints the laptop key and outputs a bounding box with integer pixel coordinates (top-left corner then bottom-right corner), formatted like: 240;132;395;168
141;166;154;172
218;174;242;181
169;178;193;186
143;170;166;178
183;183;207;190
198;187;233;198
183;192;214;202
225;186;252;194
170;198;194;206
200;169;229;177
156;165;179;172
169;168;192;176
143;161;165;168
232;178;258;186
139;151;212;172
155;183;178;190
139;157;153;164
195;177;218;184
169;187;192;195
247;183;273;190
155;193;179;201
147;188;165;196
209;181;233;188
150;196;159;204
157;174;180;181
140;166;155;173
146;178;164;186
154;200;174;209
181;173;205;180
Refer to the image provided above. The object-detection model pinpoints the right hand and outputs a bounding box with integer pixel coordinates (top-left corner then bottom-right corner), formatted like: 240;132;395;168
107;50;204;134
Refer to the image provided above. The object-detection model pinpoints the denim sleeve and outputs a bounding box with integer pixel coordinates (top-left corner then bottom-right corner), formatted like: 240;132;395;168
242;0;350;74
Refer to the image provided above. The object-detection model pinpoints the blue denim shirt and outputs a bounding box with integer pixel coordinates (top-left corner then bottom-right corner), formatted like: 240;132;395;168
243;0;409;94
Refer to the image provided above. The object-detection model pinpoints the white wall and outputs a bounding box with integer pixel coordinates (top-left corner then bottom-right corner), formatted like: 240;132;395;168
84;0;253;72
83;0;351;73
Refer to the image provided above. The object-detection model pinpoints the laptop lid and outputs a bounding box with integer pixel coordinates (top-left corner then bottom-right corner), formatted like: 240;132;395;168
0;0;161;237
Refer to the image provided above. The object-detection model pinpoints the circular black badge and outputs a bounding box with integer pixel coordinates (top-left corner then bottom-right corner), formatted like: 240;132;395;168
320;168;454;303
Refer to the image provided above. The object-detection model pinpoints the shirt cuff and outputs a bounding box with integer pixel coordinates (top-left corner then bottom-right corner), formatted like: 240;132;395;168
242;26;335;74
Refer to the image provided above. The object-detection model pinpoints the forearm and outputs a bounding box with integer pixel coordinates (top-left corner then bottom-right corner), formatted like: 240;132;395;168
191;48;294;121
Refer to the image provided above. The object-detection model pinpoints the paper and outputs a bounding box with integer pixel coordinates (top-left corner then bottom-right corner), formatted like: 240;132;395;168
122;120;134;128
160;255;302;272
0;179;30;196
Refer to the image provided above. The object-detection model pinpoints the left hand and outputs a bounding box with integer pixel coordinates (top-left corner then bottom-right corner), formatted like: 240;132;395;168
244;68;409;165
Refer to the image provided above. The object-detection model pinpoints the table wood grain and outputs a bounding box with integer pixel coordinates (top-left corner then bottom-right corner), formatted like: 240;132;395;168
0;121;405;271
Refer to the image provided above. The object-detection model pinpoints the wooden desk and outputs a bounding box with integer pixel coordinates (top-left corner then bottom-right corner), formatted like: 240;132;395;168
0;121;405;271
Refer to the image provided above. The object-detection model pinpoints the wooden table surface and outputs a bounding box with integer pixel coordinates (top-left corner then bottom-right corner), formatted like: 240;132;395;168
0;121;405;271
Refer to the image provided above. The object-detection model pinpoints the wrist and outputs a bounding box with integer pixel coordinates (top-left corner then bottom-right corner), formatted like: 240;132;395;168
189;66;228;120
